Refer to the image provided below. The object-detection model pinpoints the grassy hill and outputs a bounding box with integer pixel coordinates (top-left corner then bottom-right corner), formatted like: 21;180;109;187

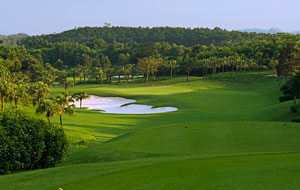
1;72;300;190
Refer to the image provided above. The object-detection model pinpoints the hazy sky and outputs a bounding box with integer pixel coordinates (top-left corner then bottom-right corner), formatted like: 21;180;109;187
1;0;300;35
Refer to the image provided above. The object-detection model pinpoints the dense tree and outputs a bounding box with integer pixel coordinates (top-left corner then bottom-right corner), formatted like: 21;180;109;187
280;72;300;104
118;53;130;66
136;57;160;83
54;59;67;70
19;26;272;47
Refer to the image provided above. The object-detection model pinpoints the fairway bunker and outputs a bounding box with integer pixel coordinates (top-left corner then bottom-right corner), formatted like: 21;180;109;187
74;95;178;114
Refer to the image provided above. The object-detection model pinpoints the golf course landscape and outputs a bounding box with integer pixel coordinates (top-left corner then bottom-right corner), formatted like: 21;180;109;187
1;72;300;190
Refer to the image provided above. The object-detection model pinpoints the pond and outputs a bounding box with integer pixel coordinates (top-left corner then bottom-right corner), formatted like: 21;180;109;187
74;95;178;114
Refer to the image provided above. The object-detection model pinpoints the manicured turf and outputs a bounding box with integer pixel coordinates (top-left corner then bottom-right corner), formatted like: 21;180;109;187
1;72;299;190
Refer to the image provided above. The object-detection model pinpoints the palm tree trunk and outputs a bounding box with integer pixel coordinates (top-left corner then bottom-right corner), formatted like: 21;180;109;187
80;99;82;108
15;98;18;108
294;96;297;105
186;72;189;82
146;73;149;83
59;114;63;128
222;65;224;74
1;97;4;112
48;116;51;123
170;68;173;77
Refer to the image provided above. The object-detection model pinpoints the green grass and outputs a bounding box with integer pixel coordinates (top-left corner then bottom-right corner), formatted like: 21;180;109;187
1;72;300;190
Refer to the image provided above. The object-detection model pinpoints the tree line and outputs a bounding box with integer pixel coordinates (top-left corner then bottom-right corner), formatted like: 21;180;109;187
19;26;270;47
8;32;298;83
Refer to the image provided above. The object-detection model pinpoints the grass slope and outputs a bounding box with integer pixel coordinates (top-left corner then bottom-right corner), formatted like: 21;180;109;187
1;72;299;190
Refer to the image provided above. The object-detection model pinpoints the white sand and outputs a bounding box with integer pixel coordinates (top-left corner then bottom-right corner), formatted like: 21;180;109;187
74;95;178;114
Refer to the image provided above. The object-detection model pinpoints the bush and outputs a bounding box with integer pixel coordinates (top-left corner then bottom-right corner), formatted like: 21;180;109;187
290;104;300;113
279;96;293;102
291;116;300;123
0;110;68;174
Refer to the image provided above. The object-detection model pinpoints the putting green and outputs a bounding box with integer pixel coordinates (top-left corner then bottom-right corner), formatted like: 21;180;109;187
1;73;299;190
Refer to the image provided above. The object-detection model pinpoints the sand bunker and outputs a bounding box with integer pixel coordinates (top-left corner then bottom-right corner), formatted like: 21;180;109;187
74;95;178;114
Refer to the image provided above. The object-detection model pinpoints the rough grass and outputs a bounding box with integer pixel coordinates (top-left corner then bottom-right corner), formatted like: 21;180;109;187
1;72;299;190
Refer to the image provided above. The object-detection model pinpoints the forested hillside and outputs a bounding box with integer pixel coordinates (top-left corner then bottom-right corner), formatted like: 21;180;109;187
19;26;270;47
0;33;28;46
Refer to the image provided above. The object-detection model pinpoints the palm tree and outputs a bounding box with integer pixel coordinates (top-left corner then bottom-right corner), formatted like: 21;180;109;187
270;59;279;78
124;64;133;83
115;65;124;83
36;99;61;123
203;59;209;77
82;66;89;82
11;81;28;108
165;59;178;78
31;81;50;106
71;67;78;84
56;91;75;127
76;64;83;82
180;56;196;82
106;67;115;83
93;67;104;84
72;91;90;109
0;80;12;112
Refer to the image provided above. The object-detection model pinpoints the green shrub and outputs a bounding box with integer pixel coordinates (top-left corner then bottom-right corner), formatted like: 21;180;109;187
291;116;300;123
0;110;68;174
279;96;293;102
290;104;300;113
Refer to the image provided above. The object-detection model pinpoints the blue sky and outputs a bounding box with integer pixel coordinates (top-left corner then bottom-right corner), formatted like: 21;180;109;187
1;0;300;35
